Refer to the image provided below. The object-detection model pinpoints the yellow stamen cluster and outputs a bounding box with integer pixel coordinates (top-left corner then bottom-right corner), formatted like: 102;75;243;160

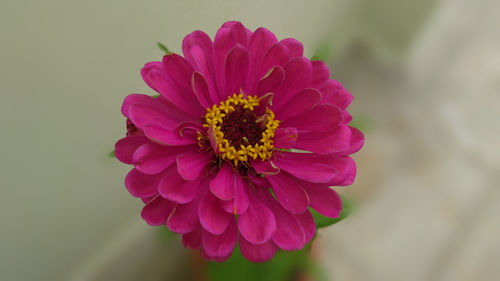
200;93;280;166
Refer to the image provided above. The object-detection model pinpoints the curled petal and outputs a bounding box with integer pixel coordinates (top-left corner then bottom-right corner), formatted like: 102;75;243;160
141;196;175;226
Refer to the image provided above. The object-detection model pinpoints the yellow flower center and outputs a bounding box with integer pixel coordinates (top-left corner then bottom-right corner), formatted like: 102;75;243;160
199;93;280;166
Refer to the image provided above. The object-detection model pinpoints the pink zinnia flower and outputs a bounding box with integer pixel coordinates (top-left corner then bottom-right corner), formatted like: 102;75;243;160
116;21;364;262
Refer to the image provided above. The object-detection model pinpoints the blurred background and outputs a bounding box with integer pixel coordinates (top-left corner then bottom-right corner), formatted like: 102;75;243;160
1;0;499;280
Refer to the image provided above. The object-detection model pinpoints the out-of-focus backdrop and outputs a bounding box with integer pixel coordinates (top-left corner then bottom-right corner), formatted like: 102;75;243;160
1;0;499;280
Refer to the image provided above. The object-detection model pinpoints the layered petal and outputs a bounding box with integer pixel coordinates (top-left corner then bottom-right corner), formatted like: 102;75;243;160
266;173;310;214
239;236;279;262
141;196;175;226
238;191;276;244
273;152;338;183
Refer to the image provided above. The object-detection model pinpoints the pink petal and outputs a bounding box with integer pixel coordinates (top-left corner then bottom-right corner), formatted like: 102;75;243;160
266;173;310;214
201;218;238;259
320;80;353;110
121;94;158;118
143;124;197;146
233;178;250;214
225;44;250;96
128;103;179;130
191;71;213;109
273;127;298;149
147;67;203;117
115;136;148;164
273;57;313;109
125;168;162;198
339;126;364;155
273;152;338;183
162;54;195;93
259;191;306;251
309;60;330;89
199;192;231;235
167;200;199;234
301;182;342;218
182;30;218;104
279;38;303;58
141;196;175;226
140;62;163;92
260;43;290;77
281;104;343;132
209;162;235;200
132;142;195;175
213;23;249;99
274;88;321;120
295;210;316;243
295;125;352;154
238;191;276;244
255;66;285;96
176;151;211;181
251;160;280;175
245;27;278;93
158;165;199;204
182;226;202;250
221;21;249;46
324;156;357;186
239;235;279;262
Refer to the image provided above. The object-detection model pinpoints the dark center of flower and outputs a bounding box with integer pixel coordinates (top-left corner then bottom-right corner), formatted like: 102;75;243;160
198;93;280;166
219;106;266;148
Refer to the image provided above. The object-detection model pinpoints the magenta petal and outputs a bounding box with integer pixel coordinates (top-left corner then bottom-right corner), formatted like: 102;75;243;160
128;103;179;130
302;182;342;218
141;196;175;226
192;71;213;109
273;152;338;183
267;173;310;214
122;94;158;118
219;177;250;215
234;178;250;214
201;218;238;259
182;226;202;250
143;124;197;146
323;156;357;186
199;192;231;235
280;38;304;58
176;151;211;181
260;43;290;77
320;79;353;110
281;104;343;132
225;44;250;96
221;21;249;46
167;201;199;234
147;68;203;117
295;125;352;154
209;162;235;200
140;62;163;92
251;160;280;175
255;66;285;96
273;127;298;149
158;166;199;204
274;88;321;120
274;57;313;109
309;60;330;89
238;192;276;244
132;142;194;175
340;126;364;155
162;54;195;94
296;210;316;243
246;27;278;93
260;192;306;250
125;168;162;198
115;136;148;164
239;235;279;262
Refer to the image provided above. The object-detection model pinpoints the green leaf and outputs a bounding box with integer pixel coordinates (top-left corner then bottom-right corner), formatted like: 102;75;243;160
349;115;373;132
108;150;116;158
206;245;312;281
312;194;354;228
311;41;334;62
157;42;172;55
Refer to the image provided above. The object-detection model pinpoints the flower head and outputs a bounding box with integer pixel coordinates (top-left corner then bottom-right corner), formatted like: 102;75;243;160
115;21;364;262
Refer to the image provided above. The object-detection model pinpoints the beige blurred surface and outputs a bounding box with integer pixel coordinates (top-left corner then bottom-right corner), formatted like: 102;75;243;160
1;0;499;280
